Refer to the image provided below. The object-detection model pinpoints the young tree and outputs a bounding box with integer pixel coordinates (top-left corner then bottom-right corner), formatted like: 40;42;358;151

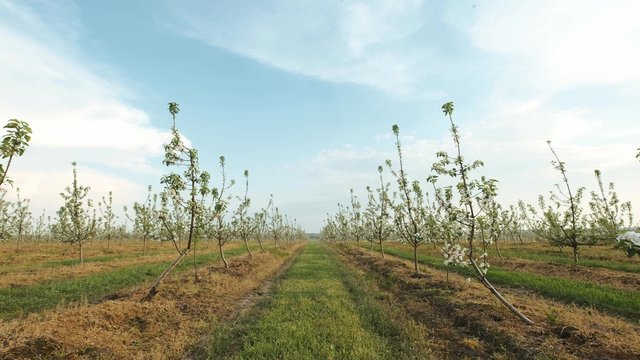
32;209;48;242
253;209;269;253
320;214;339;243
587;169;632;244
526;141;590;270
363;166;394;258
348;189;364;248
132;186;160;255
268;195;285;248
432;102;533;325
0;119;32;188
52;162;97;264
232;170;258;258
98;191;117;250
387;125;431;274
334;203;351;244
11;188;31;251
145;103;210;299
207;156;235;269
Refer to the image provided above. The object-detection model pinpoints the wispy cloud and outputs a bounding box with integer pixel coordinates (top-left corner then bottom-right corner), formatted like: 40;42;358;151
0;1;169;211
171;0;445;98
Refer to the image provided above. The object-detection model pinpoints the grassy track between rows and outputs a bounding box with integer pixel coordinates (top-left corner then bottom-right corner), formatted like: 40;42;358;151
0;244;259;319
205;242;430;359
376;244;640;321
494;249;640;274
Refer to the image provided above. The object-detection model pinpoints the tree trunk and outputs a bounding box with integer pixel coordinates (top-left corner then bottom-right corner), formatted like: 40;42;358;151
572;244;578;271
470;258;533;325
379;240;385;258
413;244;418;275
258;238;266;253
193;241;199;281
244;239;253;258
219;242;229;269
143;250;190;301
79;241;84;265
495;239;504;259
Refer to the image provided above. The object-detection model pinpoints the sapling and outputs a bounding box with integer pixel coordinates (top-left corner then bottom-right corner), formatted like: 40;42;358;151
432;102;533;325
348;189;365;248
98;191;117;250
363;166;394;258
587;169;632;244
387;125;431;274
145;103;210;300
0;190;10;243
320;214;339;243
32;209;48;242
253;209;268;252
132;186;160;255
334;203;351;243
0;119;32;188
232;170;258;257
268;195;285;248
207;156;235;269
11;188;31;251
526;141;589;270
52;162;97;264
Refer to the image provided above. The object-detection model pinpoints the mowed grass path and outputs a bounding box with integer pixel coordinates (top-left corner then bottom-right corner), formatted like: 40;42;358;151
210;242;429;360
0;244;259;319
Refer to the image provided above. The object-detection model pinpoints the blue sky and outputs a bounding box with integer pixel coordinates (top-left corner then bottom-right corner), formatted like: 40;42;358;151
1;0;639;231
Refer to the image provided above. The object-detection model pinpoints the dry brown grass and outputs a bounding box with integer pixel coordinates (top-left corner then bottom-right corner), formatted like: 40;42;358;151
0;242;242;288
0;243;304;360
340;246;640;360
0;241;171;266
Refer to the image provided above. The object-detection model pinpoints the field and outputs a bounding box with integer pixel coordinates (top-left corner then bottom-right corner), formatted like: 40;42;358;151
0;239;638;359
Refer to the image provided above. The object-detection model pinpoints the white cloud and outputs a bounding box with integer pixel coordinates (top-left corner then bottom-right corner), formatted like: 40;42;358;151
171;0;436;98
0;1;169;213
466;0;640;91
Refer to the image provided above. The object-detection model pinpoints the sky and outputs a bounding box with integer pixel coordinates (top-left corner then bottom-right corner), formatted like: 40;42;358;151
1;0;639;232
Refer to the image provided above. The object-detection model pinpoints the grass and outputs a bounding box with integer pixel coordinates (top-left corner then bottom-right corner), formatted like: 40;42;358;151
204;242;430;360
0;244;259;319
378;244;640;321
495;249;640;274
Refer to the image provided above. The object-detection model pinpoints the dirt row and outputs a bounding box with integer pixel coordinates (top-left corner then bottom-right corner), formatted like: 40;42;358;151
0;243;303;360
337;246;640;360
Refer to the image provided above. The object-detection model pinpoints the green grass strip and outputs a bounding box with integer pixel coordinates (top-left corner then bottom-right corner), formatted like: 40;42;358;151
494;249;640;274
208;242;427;360
0;244;258;319
379;245;640;321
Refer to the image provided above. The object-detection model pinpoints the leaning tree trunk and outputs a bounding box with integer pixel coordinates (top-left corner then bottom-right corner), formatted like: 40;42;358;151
258;237;266;253
143;250;190;301
470;258;534;325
